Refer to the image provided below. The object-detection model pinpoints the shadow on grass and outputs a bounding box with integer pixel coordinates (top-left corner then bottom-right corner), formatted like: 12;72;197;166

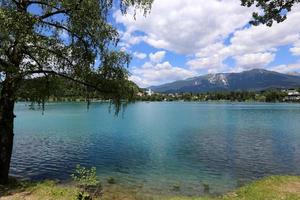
0;177;34;197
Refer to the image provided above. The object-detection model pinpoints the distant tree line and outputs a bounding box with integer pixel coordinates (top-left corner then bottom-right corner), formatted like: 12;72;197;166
16;79;300;103
136;89;300;103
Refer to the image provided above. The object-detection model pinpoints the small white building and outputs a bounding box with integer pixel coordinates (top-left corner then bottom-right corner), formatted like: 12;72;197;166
146;89;154;96
287;89;300;96
168;93;175;98
137;92;144;97
283;89;300;101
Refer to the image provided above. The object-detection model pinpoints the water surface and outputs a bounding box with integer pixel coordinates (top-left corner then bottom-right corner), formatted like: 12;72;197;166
11;102;300;195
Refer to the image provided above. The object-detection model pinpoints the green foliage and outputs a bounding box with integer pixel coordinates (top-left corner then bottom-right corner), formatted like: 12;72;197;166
0;1;152;184
264;90;286;102
0;0;153;107
76;191;93;200
71;165;99;188
135;89;290;102
2;176;300;200
71;165;102;200
241;0;300;26
17;76;140;103
1;179;80;200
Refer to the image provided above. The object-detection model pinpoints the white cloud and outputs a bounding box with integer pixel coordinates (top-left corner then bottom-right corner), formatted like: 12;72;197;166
120;47;127;52
133;52;147;59
187;55;225;71
117;1;300;86
270;62;300;74
118;31;147;49
115;0;254;54
186;43;230;73
186;6;300;73
59;30;69;41
227;8;300;56
234;52;275;69
290;40;300;56
149;51;166;63
130;57;196;87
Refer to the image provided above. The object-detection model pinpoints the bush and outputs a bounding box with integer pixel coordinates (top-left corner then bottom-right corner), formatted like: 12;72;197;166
71;165;102;199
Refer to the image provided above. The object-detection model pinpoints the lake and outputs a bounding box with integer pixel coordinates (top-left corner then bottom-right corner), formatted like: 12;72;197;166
11;102;300;195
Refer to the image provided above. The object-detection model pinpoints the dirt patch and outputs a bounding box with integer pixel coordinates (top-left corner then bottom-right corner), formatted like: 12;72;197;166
0;191;32;200
274;181;300;195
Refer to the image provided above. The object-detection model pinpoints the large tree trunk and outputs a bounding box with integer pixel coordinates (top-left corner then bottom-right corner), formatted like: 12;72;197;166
0;78;16;185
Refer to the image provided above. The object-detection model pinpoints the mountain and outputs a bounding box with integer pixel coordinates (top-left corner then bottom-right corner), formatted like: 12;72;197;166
149;69;300;93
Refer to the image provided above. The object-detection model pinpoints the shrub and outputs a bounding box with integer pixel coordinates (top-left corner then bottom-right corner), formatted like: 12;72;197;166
71;165;102;199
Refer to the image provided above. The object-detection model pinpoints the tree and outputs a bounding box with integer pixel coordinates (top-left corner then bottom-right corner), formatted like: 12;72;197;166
0;0;152;184
241;0;300;26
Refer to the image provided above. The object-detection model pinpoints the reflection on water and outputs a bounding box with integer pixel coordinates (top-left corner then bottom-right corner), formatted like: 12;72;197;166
11;102;300;195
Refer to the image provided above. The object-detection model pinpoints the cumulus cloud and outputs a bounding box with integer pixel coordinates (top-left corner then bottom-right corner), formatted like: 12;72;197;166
115;0;254;54
149;51;166;63
59;30;69;41
290;40;300;56
118;31;147;49
130;51;196;87
234;52;275;69
187;55;226;72
270;62;300;74
186;6;300;73
130;62;196;87
186;43;230;73
116;0;300;86
133;52;147;60
226;7;300;56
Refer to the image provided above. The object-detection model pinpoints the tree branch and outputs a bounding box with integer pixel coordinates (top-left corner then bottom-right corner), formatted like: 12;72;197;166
29;0;84;20
11;0;20;5
29;44;74;67
40;9;71;20
39;21;84;42
27;1;61;10
23;49;116;97
27;70;112;94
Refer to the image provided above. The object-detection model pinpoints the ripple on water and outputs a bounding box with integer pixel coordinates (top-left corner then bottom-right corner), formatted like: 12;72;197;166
10;102;300;195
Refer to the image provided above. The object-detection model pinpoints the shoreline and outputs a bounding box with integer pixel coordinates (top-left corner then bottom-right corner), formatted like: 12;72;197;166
16;100;300;104
1;176;300;200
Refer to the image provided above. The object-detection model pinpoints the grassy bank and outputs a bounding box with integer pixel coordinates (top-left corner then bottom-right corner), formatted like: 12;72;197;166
1;176;300;200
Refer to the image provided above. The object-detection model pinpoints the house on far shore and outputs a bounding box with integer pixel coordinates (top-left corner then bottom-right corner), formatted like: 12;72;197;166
146;89;154;96
137;92;144;97
282;89;300;101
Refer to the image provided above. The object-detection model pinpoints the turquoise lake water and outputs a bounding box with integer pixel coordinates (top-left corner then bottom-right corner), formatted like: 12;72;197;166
11;102;300;195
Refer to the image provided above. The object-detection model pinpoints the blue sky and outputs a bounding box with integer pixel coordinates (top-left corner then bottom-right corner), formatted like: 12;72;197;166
27;0;300;88
112;0;300;87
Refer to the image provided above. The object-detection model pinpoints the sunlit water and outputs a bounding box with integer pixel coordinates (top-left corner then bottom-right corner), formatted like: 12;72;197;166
11;102;300;195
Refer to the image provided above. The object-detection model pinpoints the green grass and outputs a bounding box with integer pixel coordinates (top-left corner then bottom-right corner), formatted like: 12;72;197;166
1;176;300;200
0;179;79;200
221;176;300;200
164;176;300;200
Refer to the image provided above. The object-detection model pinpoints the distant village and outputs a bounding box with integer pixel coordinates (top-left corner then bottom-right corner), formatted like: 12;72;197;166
136;88;300;102
282;89;300;101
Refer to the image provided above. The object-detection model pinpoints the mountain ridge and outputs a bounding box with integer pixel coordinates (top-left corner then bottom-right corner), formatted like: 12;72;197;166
149;69;300;93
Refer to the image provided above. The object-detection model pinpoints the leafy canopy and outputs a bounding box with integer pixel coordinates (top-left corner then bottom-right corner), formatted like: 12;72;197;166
0;0;152;107
241;0;300;26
